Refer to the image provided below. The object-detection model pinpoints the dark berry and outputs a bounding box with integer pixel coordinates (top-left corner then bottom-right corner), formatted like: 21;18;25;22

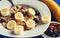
35;11;40;16
22;12;27;16
53;29;57;34
53;29;60;37
50;28;54;33
45;28;54;37
45;27;60;37
0;18;7;23
45;23;60;37
0;13;2;16
45;31;54;37
33;18;39;23
48;28;54;33
54;33;60;37
10;13;15;18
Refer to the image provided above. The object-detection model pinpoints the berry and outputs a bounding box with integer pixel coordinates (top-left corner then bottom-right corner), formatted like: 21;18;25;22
35;10;40;16
33;18;39;23
10;13;15;18
0;18;7;23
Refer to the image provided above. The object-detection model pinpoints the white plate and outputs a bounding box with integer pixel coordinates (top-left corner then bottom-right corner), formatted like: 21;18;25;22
0;0;11;10
0;0;51;37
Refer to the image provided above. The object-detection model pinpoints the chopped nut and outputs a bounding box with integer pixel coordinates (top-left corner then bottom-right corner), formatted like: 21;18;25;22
16;5;22;9
16;9;20;12
24;16;29;21
17;21;26;26
24;7;28;12
21;9;26;13
2;22;7;27
10;8;16;14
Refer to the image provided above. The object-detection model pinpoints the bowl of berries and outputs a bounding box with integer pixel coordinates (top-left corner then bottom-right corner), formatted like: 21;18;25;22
42;21;60;38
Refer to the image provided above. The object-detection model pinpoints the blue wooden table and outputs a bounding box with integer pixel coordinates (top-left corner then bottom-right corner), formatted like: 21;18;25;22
0;0;60;38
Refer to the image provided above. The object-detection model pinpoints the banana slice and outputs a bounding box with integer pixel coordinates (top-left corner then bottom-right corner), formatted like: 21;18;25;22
26;19;36;29
41;15;50;23
1;8;10;16
15;12;24;21
40;0;60;22
7;20;17;30
14;25;24;35
28;8;35;16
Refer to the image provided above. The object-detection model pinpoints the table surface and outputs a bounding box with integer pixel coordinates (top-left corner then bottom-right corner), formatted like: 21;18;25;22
0;0;60;38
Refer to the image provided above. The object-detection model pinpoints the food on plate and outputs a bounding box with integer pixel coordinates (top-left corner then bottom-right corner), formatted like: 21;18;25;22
7;20;17;30
0;4;49;35
28;8;35;16
40;0;60;22
26;19;36;29
14;25;24;35
33;18;39;23
41;15;50;23
17;21;26;26
45;23;60;37
15;12;24;21
2;22;7;27
16;5;22;9
9;7;16;14
0;17;8;23
1;8;10;16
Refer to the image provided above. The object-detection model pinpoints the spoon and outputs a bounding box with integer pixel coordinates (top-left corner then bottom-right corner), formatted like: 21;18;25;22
8;0;17;10
8;0;14;6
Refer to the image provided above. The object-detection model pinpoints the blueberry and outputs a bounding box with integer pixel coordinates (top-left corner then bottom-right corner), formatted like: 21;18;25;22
45;27;60;37
52;34;56;37
49;28;54;34
35;10;40;16
53;29;60;37
57;33;60;36
53;29;57;34
33;18;39;23
53;32;60;37
48;28;53;32
45;31;54;37
45;28;54;37
55;33;60;37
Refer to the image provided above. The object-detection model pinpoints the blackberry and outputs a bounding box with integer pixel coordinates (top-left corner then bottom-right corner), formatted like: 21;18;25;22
33;18;39;23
